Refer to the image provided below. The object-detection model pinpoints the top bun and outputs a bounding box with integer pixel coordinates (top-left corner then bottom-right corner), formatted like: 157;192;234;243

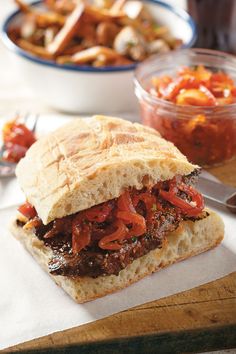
16;116;197;224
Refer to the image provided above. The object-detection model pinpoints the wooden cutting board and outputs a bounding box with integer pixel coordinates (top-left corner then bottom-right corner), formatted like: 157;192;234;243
4;159;236;354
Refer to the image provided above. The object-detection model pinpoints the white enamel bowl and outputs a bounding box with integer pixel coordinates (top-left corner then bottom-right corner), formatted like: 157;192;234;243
2;0;196;113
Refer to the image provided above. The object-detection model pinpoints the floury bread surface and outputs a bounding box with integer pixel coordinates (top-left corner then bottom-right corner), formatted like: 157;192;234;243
15;115;198;224
10;209;224;303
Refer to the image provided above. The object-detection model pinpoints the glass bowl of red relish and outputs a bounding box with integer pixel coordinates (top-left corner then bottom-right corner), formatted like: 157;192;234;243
134;48;236;167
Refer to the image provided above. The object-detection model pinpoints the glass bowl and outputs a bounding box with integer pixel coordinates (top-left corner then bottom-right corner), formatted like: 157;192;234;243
134;48;236;167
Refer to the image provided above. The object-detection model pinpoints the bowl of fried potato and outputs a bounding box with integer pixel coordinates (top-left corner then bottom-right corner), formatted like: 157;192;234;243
2;0;196;113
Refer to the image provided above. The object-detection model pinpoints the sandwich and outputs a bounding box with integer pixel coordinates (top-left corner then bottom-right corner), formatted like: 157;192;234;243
10;115;224;303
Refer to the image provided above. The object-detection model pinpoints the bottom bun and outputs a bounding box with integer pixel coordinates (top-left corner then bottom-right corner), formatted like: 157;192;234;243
10;208;224;303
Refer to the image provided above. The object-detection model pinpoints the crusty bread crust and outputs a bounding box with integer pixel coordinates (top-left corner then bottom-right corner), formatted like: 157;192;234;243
15;116;197;224
10;208;224;303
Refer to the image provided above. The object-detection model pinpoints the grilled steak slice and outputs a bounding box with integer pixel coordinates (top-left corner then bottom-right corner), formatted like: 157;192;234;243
48;208;181;277
17;169;202;278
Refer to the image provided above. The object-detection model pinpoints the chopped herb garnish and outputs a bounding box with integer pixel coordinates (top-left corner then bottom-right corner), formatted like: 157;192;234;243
152;23;160;30
127;40;136;47
131;236;137;242
151;203;157;211
61;61;73;65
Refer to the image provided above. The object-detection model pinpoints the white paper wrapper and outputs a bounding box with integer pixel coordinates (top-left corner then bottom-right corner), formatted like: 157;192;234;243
0;115;236;350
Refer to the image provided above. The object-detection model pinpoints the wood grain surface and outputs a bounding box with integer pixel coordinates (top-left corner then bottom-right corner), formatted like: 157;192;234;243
3;159;236;354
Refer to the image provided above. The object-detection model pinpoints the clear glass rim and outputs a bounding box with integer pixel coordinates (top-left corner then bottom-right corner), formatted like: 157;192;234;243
134;48;236;116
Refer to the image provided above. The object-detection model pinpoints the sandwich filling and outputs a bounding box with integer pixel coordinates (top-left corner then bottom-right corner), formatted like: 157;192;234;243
17;170;206;278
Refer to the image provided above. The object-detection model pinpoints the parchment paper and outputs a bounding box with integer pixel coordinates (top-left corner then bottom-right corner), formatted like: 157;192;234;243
0;116;235;349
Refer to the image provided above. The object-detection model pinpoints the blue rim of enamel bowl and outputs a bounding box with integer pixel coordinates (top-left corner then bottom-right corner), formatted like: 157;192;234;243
1;0;197;73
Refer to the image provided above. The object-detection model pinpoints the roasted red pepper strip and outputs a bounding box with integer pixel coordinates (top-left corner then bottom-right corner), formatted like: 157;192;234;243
3;143;27;163
3;121;36;147
159;183;204;217
117;211;146;237
18;176;204;254
146;66;236;166
176;87;217;106
84;202;112;222
132;192;157;222
132;192;156;210
98;220;127;250
178;183;204;213
162;76;199;101
150;65;236;106
72;218;91;254
117;191;136;212
18;202;37;219
2;119;36;163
